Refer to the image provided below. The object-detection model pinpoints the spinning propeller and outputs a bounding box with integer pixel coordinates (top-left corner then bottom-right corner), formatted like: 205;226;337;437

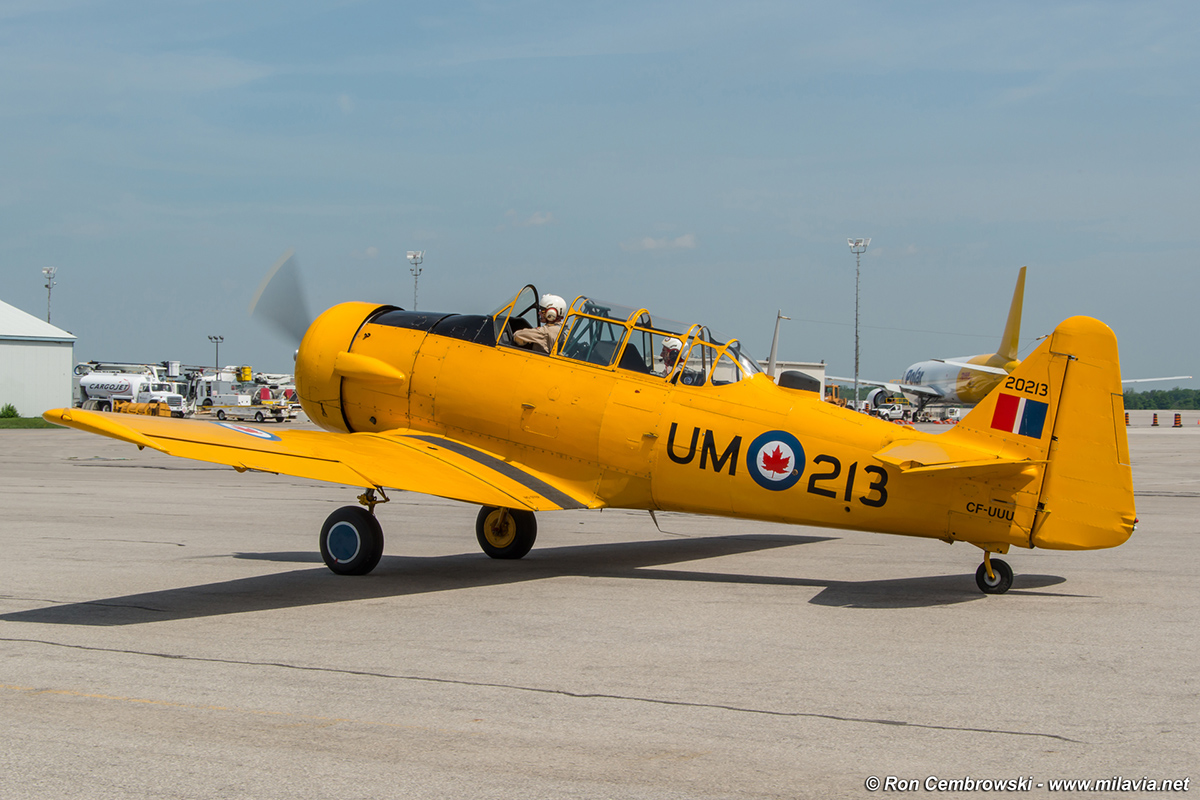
248;249;315;347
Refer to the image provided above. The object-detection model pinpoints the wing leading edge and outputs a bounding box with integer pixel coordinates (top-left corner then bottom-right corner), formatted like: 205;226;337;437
42;409;593;512
826;376;944;399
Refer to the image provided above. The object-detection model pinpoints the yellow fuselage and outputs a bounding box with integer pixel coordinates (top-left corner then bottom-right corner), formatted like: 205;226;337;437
295;302;1066;554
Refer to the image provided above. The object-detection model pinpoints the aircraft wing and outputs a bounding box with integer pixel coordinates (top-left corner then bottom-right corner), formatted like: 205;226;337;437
1121;375;1192;384
933;359;1009;376
42;409;594;512
825;376;944;399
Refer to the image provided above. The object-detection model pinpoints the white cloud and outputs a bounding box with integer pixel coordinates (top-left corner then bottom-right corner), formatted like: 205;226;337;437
496;209;555;230
0;45;275;120
621;233;697;252
523;211;554;226
337;94;355;114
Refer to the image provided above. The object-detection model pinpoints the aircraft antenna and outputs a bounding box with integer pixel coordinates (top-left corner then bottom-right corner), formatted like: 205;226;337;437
767;309;790;378
847;238;871;409
407;251;425;310
41;266;57;323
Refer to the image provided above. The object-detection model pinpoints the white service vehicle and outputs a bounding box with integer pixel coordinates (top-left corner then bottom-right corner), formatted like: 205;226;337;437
77;372;187;416
193;375;298;423
875;403;909;421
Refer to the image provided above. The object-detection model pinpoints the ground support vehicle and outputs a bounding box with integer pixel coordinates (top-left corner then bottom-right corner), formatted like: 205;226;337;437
112;400;176;417
77;372;186;417
875;403;908;421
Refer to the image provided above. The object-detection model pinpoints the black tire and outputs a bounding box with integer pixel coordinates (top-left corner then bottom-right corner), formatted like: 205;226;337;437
202;399;213;407
319;505;384;575
255;411;264;423
274;416;284;423
975;558;1014;594
475;506;537;559
216;409;226;420
99;401;111;412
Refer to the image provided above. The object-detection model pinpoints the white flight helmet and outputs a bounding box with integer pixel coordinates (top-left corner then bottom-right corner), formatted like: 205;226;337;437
540;294;567;324
662;337;683;351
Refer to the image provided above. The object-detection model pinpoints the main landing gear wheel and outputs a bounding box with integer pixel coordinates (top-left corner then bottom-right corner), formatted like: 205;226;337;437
975;557;1014;594
320;506;384;575
476;506;537;559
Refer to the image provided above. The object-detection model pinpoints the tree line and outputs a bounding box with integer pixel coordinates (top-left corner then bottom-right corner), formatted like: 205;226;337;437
1123;387;1200;409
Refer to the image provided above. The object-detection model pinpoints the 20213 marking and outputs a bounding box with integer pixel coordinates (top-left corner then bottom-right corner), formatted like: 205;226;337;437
1004;376;1049;397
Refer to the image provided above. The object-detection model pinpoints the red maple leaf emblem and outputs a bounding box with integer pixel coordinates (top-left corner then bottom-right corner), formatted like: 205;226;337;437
760;445;791;476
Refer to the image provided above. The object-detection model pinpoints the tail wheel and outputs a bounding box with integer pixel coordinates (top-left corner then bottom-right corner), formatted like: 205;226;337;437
476;506;537;559
320;505;384;575
975;558;1014;594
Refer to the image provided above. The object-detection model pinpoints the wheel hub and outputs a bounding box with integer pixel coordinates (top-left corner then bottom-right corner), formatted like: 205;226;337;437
327;521;362;563
485;511;517;548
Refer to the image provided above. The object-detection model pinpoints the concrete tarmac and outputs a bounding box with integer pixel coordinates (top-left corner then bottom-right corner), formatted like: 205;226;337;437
0;412;1195;798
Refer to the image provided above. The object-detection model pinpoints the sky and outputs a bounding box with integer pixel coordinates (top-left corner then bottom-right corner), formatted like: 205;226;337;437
2;0;1198;386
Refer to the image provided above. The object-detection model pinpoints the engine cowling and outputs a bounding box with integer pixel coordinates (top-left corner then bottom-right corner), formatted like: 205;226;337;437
866;387;889;408
295;302;392;433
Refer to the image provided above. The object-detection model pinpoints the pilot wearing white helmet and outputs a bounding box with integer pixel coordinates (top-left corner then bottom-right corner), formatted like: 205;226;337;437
660;337;683;374
514;294;567;354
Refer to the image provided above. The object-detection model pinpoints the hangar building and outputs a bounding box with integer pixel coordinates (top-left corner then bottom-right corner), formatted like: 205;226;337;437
0;298;76;416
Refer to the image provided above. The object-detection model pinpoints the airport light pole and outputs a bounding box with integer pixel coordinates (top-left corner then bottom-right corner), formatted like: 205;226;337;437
42;267;57;323
407;251;425;310
208;335;223;378
847;238;871;409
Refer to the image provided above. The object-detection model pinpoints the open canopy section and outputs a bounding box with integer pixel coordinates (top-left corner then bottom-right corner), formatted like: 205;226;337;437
555;295;762;386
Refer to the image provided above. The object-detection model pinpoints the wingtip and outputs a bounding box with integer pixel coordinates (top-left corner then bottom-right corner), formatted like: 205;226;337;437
42;407;169;453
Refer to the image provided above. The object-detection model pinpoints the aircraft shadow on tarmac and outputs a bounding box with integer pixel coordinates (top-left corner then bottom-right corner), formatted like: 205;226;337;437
0;535;1069;626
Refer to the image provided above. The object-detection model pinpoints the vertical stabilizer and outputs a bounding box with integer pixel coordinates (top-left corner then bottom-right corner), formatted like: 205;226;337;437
998;266;1026;361
948;315;1135;551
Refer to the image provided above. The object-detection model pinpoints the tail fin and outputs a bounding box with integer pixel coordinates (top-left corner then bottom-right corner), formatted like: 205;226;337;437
998;266;1026;361
948;316;1135;550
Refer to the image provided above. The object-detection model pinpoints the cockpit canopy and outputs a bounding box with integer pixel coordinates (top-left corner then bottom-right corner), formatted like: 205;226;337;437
491;285;761;387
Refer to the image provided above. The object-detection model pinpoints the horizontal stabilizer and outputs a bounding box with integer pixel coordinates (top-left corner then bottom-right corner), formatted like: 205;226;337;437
873;438;1041;479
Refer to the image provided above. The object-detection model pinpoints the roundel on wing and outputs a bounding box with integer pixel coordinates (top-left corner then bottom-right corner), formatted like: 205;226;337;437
746;430;805;491
218;422;281;442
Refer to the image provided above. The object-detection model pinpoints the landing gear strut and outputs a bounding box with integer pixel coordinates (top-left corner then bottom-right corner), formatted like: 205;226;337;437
975;552;1014;594
476;506;537;559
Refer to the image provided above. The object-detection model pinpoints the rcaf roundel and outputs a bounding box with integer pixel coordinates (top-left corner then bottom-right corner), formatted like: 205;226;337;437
745;430;805;491
218;422;281;442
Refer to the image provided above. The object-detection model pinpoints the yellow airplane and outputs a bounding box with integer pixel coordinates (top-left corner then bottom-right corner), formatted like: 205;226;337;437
831;267;1029;414
835;265;1187;414
43;282;1136;594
